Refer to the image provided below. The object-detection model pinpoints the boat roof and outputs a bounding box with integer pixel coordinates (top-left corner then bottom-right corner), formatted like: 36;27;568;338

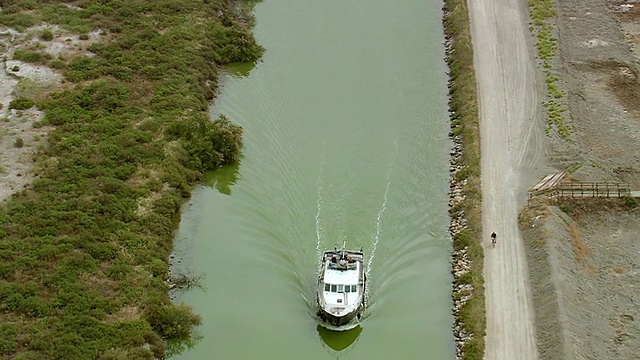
324;263;361;284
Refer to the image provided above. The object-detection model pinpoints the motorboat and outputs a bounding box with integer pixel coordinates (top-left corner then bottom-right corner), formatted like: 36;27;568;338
316;248;366;327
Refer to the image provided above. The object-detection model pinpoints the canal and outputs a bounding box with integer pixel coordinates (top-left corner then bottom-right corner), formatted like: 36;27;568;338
172;0;454;358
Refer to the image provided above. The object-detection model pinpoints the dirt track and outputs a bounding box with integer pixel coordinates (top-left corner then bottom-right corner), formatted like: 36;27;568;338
468;0;548;358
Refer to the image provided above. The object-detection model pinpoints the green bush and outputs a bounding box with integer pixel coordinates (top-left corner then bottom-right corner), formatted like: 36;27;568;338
14;137;24;148
148;258;168;279
40;28;54;41
622;196;638;209
0;324;18;353
50;59;66;69
9;97;36;110
12;49;52;64
144;302;201;340
106;262;133;281
0;13;38;31
65;56;102;82
86;243;117;261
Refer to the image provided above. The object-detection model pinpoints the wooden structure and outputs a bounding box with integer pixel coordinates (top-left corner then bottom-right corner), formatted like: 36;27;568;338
553;182;631;198
529;172;566;194
528;172;637;200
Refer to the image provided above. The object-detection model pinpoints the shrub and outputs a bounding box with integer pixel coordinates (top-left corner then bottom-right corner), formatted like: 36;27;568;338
14;137;24;148
145;302;201;340
12;49;52;64
9;97;35;110
18;295;50;317
87;243;117;261
65;56;102;81
40;29;54;41
0;13;38;31
0;324;17;353
106;262;133;281
50;59;66;69
148;258;168;279
622;196;638;209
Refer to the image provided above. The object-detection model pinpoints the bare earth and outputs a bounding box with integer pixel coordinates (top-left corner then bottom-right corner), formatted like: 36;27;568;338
0;26;100;203
470;0;640;359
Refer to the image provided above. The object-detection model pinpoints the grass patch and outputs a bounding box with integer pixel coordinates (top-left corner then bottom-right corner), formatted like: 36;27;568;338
0;0;263;358
15;77;54;101
12;48;53;64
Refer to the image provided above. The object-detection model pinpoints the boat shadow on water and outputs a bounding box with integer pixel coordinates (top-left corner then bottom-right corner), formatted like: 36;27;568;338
317;324;363;358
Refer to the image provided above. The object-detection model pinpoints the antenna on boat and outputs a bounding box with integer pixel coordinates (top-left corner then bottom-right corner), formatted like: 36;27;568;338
341;239;347;251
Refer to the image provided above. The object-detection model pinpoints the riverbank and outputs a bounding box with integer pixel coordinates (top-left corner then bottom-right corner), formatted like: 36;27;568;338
442;0;486;358
0;1;262;358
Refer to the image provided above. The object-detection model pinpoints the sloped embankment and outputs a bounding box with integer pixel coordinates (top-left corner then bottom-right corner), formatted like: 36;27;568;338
522;198;640;359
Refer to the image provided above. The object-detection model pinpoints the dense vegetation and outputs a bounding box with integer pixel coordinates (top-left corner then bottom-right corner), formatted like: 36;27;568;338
444;0;486;358
0;0;262;358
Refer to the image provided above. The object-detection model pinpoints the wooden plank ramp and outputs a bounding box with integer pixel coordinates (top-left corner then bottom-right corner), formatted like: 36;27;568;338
530;172;566;193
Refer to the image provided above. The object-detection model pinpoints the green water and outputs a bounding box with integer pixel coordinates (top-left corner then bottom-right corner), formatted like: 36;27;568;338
172;0;454;358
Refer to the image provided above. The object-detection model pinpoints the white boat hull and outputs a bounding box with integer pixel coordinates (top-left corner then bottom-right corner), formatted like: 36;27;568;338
316;249;366;327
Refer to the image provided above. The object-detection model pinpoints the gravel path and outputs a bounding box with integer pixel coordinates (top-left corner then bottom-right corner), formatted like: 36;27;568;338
468;0;548;358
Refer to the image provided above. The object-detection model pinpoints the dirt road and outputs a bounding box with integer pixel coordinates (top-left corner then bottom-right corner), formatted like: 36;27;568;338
468;0;548;358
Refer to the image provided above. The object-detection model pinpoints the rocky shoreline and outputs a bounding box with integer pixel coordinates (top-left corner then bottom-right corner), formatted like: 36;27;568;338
443;7;479;356
448;120;474;359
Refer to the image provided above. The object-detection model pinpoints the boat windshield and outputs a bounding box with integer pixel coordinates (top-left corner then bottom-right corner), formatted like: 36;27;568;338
323;284;357;293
